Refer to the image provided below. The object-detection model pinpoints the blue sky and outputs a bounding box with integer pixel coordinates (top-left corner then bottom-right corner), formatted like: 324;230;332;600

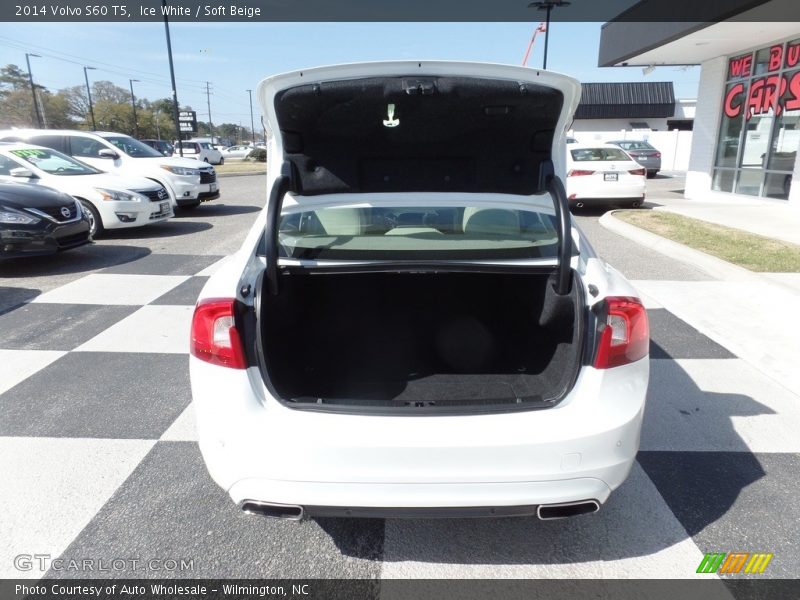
0;22;700;127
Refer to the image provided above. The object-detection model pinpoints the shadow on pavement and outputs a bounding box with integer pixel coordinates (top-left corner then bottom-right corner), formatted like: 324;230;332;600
174;204;261;218
318;361;767;567
0;286;41;315
100;221;213;239
0;244;151;278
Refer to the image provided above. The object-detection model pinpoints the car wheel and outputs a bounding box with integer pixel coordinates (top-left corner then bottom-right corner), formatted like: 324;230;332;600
204;158;210;163
218;157;224;165
180;201;201;210
646;171;657;179
784;175;792;197
79;200;104;237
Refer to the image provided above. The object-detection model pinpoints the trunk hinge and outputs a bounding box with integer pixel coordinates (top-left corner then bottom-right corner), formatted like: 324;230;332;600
546;173;573;296
265;163;293;296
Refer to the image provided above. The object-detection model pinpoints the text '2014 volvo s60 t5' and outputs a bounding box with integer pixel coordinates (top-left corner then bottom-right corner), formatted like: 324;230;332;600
189;62;650;521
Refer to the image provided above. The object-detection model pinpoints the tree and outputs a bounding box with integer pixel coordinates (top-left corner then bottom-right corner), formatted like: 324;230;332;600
0;64;29;98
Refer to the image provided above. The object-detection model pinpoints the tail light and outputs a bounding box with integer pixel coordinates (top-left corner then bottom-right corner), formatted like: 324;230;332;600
594;297;649;369
190;298;247;369
655;152;661;158
629;167;646;176
567;169;595;177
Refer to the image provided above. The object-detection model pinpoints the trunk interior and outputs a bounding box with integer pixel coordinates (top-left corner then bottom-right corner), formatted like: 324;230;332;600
260;271;583;412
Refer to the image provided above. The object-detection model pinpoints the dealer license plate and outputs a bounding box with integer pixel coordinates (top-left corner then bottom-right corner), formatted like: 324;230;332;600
210;182;218;192
160;202;170;214
604;173;618;181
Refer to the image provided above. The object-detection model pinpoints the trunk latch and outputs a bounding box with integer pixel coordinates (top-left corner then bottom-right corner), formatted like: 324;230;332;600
403;78;436;95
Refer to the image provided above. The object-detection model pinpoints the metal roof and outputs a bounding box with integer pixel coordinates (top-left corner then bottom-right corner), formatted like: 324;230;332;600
575;82;676;119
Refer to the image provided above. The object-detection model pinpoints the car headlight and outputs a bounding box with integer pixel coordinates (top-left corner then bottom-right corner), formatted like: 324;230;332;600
95;188;143;202
160;165;201;176
0;208;40;225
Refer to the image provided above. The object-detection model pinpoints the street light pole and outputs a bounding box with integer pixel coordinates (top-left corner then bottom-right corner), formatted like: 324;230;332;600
162;0;183;156
247;89;255;145
83;66;97;130
129;79;140;138
25;53;43;128
205;81;214;143
529;1;570;70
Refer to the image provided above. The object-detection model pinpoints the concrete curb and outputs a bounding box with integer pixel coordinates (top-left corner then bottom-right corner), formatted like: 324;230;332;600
217;170;266;178
599;210;763;282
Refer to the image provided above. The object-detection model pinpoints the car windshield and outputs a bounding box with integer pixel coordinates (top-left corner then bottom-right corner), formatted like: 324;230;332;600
104;135;163;158
570;148;630;162
9;147;101;176
278;204;560;261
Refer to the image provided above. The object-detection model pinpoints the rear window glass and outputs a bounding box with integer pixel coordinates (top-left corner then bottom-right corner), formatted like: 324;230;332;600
617;141;653;150
277;204;559;261
570;148;630;162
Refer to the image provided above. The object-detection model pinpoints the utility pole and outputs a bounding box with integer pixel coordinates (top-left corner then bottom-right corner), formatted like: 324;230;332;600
25;53;43;128
529;1;570;70
247;89;255;145
129;79;140;138
205;81;214;143
155;108;161;139
163;0;183;155
83;66;97;130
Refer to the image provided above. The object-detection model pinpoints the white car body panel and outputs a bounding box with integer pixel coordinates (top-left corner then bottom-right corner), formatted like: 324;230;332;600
190;62;649;515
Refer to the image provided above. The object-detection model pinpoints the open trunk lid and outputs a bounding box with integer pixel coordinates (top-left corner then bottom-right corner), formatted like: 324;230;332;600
256;62;580;293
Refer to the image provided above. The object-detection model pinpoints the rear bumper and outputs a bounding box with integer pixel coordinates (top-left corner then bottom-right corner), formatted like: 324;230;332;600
191;357;649;510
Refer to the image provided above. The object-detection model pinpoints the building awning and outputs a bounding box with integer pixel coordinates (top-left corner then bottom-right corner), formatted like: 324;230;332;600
575;82;676;119
598;0;800;67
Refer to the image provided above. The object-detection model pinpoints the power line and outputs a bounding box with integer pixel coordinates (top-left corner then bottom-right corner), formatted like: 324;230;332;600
0;34;208;86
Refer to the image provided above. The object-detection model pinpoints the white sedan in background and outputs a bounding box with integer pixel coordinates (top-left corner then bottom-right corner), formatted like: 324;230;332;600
220;145;254;160
0;142;173;236
565;144;646;209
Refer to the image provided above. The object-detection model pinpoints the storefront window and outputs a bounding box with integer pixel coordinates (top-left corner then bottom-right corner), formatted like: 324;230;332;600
712;168;736;193
713;39;800;199
715;83;745;168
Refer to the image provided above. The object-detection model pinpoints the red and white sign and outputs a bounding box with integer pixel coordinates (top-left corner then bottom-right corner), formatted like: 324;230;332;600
725;42;800;121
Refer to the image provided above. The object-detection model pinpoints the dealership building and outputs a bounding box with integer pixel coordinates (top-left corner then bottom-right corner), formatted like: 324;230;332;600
600;4;800;206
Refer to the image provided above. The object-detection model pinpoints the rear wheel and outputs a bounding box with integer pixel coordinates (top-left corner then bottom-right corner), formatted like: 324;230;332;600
79;199;104;237
646;170;658;179
218;157;225;165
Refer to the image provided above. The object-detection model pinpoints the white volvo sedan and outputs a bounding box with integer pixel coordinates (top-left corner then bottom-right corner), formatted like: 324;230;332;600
190;62;650;520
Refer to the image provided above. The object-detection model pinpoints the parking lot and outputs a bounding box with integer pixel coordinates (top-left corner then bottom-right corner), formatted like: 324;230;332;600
1;172;798;580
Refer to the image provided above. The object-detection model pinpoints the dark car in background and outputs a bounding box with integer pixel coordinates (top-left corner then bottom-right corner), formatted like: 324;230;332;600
140;139;175;157
0;181;91;258
606;140;661;178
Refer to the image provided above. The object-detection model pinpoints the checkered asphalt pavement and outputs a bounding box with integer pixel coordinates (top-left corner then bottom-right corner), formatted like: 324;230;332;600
1;250;798;582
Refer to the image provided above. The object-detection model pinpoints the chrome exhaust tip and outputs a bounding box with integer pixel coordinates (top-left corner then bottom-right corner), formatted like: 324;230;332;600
240;500;304;521
631;201;641;208
575;202;584;208
537;500;600;520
